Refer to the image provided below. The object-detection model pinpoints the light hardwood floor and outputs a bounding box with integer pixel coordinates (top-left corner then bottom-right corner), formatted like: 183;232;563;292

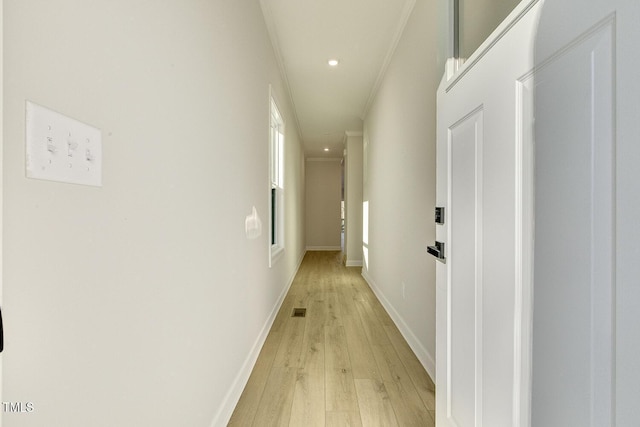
229;251;435;426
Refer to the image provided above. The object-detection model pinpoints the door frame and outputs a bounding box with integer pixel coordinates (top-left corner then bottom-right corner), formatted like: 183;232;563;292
1;0;5;423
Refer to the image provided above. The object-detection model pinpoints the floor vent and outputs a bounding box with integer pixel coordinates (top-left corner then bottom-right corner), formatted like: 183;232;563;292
292;308;307;318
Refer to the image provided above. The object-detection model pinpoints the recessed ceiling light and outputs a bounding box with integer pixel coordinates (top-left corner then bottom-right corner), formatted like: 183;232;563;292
324;148;330;152
328;59;339;67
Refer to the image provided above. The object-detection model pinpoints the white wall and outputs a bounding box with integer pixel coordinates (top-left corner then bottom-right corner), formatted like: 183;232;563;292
2;1;305;426
305;159;342;250
362;0;438;377
437;0;453;76
344;133;364;266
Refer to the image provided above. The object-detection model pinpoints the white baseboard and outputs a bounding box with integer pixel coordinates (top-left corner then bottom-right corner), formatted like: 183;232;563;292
210;249;306;427
306;246;342;251
361;269;436;381
345;259;363;267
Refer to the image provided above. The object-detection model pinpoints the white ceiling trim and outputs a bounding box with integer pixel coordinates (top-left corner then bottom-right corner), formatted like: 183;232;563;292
345;131;363;137
259;0;303;142
306;158;343;162
361;0;417;118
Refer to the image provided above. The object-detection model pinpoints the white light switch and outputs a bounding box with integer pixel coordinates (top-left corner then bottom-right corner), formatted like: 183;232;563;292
26;101;102;187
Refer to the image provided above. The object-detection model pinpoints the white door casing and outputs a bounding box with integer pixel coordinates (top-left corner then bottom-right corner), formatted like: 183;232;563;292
435;1;540;426
532;0;640;425
0;0;4;423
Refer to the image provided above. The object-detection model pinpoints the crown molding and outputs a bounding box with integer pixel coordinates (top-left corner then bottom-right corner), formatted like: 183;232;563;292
343;130;363;146
259;0;304;142
362;0;417;118
306;157;343;162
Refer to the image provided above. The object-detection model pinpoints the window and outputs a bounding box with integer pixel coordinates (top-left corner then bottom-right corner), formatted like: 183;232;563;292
269;90;285;266
454;0;521;59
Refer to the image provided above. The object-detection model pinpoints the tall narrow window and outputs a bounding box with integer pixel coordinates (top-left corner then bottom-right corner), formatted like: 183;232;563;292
269;91;285;266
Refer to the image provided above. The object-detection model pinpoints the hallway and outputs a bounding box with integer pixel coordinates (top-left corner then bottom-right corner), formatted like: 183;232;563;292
229;251;435;426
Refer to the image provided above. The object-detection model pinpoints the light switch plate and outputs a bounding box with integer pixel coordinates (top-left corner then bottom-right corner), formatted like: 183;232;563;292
26;101;102;187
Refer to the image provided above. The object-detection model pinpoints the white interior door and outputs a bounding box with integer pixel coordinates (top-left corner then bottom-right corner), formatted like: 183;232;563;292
435;2;540;426
532;0;640;425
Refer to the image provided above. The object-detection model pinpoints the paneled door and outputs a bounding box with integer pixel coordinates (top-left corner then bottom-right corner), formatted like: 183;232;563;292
532;0;640;425
434;1;540;426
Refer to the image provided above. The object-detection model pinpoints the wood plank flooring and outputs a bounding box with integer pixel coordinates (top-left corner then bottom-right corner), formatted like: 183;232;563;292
229;251;435;426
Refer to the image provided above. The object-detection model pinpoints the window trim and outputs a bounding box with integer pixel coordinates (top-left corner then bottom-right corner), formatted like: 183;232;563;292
269;86;285;267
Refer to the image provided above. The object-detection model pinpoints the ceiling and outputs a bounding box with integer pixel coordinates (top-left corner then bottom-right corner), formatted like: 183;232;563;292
260;0;416;158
